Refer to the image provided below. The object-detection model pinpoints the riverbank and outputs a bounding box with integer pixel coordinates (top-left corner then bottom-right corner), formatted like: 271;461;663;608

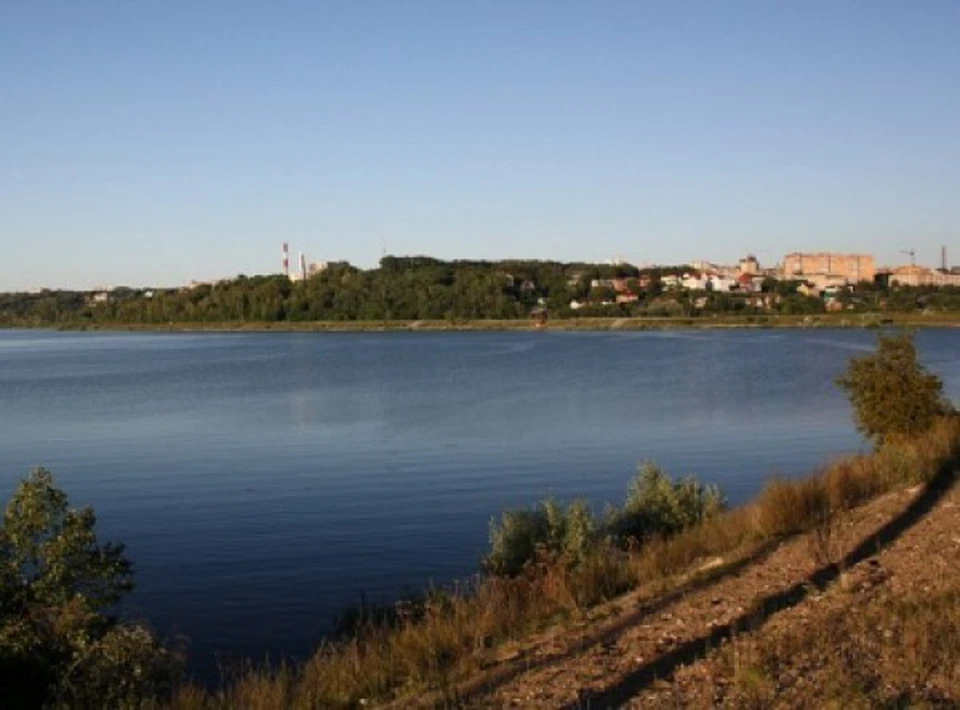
21;310;960;333
168;416;960;708
467;458;960;708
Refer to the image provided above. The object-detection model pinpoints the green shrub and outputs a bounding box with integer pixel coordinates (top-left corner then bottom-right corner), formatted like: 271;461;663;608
608;462;726;543
485;498;597;576
836;331;952;445
486;464;726;576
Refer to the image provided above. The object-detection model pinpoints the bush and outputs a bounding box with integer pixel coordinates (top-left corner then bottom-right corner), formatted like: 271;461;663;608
836;332;952;445
0;468;180;707
486;464;725;576
485;498;596;576
608;462;726;544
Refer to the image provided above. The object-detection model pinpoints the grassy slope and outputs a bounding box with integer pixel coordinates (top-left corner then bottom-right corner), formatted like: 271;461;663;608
168;418;960;709
629;478;960;708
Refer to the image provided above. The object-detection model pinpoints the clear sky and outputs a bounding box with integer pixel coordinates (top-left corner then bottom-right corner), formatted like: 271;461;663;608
2;1;959;290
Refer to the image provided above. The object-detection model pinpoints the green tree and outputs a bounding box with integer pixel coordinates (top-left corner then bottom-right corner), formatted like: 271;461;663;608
836;332;952;445
779;294;825;315
0;469;178;707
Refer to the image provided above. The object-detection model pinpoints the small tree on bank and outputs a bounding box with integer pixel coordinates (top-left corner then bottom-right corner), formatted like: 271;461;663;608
0;468;179;707
836;332;951;445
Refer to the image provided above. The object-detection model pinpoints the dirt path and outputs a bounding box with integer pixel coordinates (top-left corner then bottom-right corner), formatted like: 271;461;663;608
455;469;959;708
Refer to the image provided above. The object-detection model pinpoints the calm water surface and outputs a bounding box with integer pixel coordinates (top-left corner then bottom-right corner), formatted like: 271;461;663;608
2;328;959;678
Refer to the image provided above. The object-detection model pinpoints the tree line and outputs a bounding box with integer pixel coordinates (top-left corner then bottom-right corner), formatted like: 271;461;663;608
3;257;960;326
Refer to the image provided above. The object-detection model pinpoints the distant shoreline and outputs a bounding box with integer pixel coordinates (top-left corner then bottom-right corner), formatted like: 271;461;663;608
7;312;960;333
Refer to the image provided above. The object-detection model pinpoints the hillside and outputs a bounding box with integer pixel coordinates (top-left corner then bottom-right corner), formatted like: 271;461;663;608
438;468;959;708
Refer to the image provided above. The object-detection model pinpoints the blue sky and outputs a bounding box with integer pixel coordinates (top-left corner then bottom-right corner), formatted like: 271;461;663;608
2;1;959;289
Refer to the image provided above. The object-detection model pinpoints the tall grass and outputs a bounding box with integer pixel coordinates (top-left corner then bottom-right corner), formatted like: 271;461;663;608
170;416;960;709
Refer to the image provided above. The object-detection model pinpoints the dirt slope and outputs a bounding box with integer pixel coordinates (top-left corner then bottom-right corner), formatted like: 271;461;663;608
455;470;960;708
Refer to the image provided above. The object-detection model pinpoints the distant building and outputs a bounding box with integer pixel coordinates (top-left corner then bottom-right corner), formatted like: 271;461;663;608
590;278;615;289
681;274;706;290
885;265;960;287
887;265;935;287
289;261;329;282
738;255;761;276
934;270;960;287
782;252;876;288
797;282;820;298
707;275;736;292
736;273;762;292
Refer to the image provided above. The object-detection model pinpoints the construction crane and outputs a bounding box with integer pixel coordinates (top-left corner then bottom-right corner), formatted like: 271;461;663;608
900;248;916;267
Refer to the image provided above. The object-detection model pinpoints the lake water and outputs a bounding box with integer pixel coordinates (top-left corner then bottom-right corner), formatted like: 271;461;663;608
2;328;959;679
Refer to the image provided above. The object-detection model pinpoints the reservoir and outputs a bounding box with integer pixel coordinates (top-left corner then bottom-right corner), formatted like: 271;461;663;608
2;328;959;678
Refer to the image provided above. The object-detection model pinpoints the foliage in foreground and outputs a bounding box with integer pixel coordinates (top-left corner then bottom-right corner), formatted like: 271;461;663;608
6;418;959;708
0;469;179;708
485;463;726;576
837;331;952;444
166;416;960;709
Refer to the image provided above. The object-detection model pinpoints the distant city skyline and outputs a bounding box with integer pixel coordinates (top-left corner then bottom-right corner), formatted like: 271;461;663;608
6;244;957;293
2;1;959;291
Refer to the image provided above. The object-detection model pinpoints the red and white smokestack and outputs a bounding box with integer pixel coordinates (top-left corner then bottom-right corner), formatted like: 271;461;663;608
282;242;289;277
299;252;307;281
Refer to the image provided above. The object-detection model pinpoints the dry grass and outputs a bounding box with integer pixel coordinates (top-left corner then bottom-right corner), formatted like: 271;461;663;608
169;417;960;708
754;476;831;537
721;586;960;708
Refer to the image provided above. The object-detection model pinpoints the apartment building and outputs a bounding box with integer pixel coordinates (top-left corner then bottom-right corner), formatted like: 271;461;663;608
782;252;876;289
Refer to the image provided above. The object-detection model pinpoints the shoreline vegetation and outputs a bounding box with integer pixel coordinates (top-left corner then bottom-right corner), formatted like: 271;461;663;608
5;258;960;333
2;333;959;708
177;417;960;708
7;310;960;333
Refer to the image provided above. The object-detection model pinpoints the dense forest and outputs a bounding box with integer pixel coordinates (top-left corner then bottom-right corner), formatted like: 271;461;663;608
2;257;960;326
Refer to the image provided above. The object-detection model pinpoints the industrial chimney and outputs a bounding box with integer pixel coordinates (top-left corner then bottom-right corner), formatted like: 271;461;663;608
282;242;290;277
